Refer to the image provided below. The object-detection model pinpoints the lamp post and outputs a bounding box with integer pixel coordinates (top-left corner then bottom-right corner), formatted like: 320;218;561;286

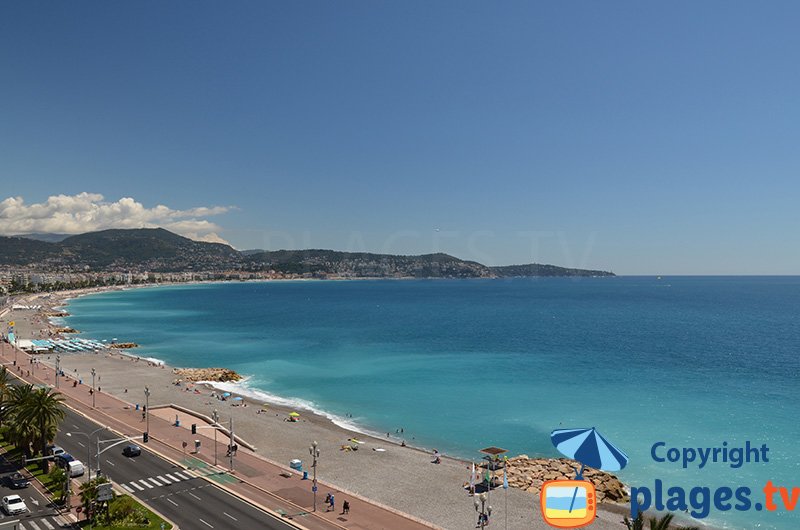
144;386;150;438
474;492;491;529
90;368;96;408
212;409;219;466
309;441;320;512
66;426;105;481
228;417;235;472
55;354;61;389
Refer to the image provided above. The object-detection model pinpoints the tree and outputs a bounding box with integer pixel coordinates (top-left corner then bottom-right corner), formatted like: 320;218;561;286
0;366;9;427
80;475;110;522
624;513;699;530
47;465;68;503
19;387;65;472
624;513;644;530
649;513;699;530
4;383;39;458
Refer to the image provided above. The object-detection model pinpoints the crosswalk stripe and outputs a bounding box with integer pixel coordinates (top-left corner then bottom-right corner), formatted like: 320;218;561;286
157;474;173;484
27;520;42;530
165;473;181;482
147;477;163;487
138;479;154;489
129;481;145;491
174;471;192;480
40;518;55;529
122;483;135;492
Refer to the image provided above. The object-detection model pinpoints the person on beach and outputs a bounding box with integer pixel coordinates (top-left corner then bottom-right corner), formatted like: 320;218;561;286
432;449;441;464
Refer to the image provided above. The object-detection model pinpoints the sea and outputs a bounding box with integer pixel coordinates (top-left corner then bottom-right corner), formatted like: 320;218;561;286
62;277;799;530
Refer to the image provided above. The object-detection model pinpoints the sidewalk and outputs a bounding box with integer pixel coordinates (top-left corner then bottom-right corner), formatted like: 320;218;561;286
0;341;436;530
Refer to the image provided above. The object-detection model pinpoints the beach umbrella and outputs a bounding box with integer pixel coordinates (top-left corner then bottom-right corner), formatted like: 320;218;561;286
551;427;628;517
232;396;243;401
550;427;628;475
222;392;231;397
289;412;300;417
261;403;269;408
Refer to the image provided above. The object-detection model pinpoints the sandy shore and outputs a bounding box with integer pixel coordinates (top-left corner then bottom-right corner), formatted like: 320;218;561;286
0;288;702;530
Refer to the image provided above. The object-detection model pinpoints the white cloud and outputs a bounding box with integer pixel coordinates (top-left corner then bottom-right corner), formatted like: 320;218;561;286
0;193;234;245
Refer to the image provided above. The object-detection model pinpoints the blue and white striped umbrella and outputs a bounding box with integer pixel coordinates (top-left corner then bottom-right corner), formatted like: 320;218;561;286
551;427;628;472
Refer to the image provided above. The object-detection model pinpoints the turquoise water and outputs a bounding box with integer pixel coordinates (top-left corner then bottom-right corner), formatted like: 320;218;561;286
64;278;799;529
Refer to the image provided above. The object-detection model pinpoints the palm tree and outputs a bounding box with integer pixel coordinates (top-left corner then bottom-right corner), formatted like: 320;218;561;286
649;513;699;530
80;475;110;522
625;513;699;530
4;383;39;457
623;513;644;530
17;387;65;472
0;366;9;427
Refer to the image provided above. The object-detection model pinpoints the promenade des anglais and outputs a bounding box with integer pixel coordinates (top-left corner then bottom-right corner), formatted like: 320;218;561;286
1;3;798;530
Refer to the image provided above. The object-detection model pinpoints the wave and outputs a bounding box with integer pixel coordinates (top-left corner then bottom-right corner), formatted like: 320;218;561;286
198;378;378;437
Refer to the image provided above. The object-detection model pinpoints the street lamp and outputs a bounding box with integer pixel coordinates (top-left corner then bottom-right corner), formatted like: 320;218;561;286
474;492;492;529
55;354;61;389
66;426;105;481
144;386;150;438
90;368;96;408
212;409;219;466
309;441;320;512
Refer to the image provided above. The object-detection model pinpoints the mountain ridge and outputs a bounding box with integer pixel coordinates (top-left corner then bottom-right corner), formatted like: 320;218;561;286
2;228;615;277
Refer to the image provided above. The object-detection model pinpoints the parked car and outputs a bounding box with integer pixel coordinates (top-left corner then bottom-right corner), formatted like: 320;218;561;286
54;453;75;467
46;444;65;456
5;472;29;489
2;494;28;515
122;444;142;457
64;460;85;478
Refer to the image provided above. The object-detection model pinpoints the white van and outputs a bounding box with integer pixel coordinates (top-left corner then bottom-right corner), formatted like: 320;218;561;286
65;460;85;478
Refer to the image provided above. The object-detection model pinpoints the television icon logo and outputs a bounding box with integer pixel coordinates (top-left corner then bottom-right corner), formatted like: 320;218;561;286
540;479;597;528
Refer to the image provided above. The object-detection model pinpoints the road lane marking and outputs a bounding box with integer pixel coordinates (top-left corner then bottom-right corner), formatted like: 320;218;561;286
165;473;181;482
122;484;134;493
167;498;178;507
138;479;154;489
77;441;85;447
157;474;173;484
72;424;80;429
198;518;213;528
105;460;116;466
188;492;201;501
223;512;238;521
129;481;145;491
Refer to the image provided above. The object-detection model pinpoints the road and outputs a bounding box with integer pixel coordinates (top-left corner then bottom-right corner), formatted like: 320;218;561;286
0;453;72;529
53;406;298;530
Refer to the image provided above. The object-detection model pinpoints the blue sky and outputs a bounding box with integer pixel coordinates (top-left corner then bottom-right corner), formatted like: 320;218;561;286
2;2;799;274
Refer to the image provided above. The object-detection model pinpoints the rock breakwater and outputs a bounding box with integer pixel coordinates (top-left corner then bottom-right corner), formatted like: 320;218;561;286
501;456;629;504
173;367;242;382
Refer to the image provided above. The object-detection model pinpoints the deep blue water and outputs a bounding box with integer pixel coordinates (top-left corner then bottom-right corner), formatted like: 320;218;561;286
64;277;800;529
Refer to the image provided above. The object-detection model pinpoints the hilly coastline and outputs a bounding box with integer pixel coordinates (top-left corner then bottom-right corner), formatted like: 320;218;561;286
0;228;614;278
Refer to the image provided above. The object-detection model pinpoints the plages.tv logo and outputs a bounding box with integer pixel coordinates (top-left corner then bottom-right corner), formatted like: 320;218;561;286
540;427;629;528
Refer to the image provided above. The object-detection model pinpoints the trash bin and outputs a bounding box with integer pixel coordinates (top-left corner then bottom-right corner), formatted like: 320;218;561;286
289;459;302;470
303;471;308;480
135;404;140;410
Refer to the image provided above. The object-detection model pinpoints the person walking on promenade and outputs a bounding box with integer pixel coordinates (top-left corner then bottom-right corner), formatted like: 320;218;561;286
342;500;350;514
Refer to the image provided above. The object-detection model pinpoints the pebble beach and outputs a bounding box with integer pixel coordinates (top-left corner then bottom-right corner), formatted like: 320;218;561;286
1;287;692;530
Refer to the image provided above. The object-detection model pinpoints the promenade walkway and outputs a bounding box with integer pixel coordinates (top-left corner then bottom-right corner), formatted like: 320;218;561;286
0;341;437;530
